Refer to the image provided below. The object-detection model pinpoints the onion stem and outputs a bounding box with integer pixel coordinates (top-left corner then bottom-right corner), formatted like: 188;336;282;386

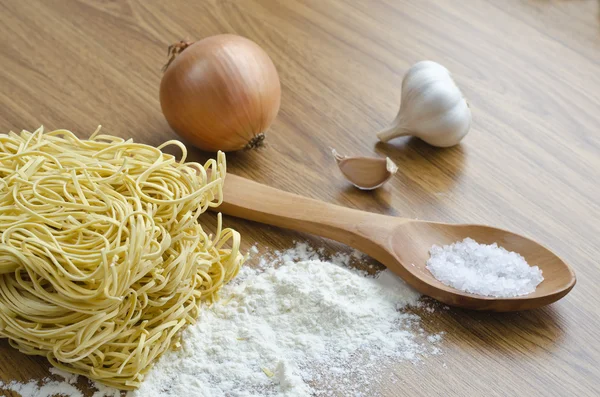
163;40;194;71
244;133;266;150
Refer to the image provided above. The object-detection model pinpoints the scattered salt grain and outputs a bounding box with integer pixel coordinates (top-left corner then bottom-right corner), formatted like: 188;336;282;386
426;237;543;297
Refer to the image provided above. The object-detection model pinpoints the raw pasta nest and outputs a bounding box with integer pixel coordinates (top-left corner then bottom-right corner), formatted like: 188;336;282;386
0;127;243;389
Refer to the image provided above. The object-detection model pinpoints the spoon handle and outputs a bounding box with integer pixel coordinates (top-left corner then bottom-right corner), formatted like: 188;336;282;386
217;174;406;255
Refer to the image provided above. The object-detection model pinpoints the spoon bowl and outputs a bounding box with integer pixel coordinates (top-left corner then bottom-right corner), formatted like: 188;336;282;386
389;222;576;311
216;174;576;311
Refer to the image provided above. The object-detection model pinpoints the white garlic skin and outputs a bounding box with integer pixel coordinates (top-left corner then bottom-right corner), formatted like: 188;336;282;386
332;148;398;190
378;61;471;147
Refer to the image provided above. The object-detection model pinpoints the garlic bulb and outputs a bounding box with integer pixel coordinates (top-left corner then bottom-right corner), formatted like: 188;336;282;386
332;149;398;190
377;61;471;147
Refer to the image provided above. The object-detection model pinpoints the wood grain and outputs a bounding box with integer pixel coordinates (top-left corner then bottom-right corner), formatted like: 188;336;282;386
1;0;599;395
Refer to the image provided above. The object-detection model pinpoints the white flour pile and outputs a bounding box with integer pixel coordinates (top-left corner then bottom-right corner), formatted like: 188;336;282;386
0;243;443;397
427;237;544;297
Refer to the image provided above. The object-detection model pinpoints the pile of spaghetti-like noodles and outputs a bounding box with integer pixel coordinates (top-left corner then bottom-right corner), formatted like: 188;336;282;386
0;127;243;389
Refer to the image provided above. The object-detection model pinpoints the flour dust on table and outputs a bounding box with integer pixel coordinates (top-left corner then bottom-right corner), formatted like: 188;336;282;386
0;243;444;397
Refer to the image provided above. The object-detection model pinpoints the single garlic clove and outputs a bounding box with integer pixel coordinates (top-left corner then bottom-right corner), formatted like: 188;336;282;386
332;149;398;190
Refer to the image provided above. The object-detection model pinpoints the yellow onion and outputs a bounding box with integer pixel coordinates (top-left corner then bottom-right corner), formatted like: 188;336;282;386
160;34;281;152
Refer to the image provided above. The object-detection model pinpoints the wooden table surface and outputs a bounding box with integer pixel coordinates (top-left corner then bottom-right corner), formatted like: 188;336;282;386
1;0;600;396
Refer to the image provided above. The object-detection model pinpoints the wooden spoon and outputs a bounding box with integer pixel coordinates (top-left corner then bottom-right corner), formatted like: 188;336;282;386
217;174;576;311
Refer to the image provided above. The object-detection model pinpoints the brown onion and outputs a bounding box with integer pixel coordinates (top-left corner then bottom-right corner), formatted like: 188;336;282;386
160;34;281;152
